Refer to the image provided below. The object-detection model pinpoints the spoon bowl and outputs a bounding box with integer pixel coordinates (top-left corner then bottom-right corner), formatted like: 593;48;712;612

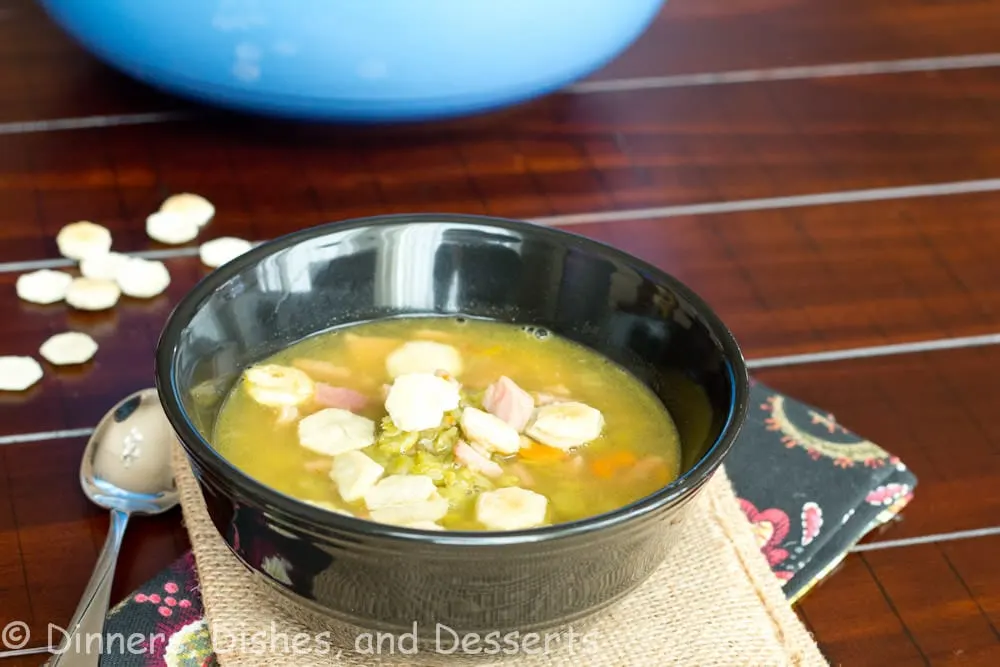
50;388;179;666
81;388;179;514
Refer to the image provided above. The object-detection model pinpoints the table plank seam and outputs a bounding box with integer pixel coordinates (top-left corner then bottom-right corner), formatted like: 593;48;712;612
745;334;1000;369
754;328;1000;372
938;546;1000;642
913;216;998;327
859;555;932;666
531;179;1000;227
5;177;1000;275
3;53;1000;139
852;526;1000;553
0;429;95;448
0;645;52;660
0;112;191;137
567;53;1000;93
1;450;37;644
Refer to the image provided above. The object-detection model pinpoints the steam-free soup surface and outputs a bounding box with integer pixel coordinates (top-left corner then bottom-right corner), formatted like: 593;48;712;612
213;317;682;531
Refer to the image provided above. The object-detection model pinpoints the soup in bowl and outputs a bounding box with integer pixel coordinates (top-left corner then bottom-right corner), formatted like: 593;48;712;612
155;214;749;637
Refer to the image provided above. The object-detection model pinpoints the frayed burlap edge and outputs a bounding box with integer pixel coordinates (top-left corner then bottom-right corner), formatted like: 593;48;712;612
172;443;828;666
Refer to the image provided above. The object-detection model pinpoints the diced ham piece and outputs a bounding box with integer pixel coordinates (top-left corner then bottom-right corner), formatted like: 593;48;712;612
454;440;503;478
314;383;369;412
482;376;535;432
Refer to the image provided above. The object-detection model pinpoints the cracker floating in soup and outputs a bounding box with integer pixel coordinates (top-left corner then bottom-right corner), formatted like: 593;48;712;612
212;317;683;531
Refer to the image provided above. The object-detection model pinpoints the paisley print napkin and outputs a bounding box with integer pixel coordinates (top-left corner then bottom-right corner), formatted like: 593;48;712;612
727;379;917;602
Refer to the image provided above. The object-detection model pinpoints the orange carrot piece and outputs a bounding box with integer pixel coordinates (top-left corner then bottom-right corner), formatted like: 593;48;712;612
519;442;567;463
591;451;638;478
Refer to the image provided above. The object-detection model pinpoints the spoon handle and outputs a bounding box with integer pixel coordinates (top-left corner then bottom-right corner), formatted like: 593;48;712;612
48;509;130;666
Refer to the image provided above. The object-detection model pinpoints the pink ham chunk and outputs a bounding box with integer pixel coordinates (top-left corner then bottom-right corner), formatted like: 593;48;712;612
314;383;369;412
482;376;535;432
454;440;503;478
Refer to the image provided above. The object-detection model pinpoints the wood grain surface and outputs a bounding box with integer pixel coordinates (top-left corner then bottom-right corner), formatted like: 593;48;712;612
1;0;999;664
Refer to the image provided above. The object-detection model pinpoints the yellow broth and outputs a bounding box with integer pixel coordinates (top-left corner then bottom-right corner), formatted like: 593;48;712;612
212;317;683;530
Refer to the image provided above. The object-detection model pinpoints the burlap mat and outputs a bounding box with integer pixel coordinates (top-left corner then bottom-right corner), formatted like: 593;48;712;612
173;444;828;666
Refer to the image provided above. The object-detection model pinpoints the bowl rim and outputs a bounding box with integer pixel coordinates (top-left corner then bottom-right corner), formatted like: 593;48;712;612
155;212;750;546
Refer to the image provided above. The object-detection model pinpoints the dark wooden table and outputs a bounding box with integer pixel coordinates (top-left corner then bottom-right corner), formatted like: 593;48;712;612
2;0;999;665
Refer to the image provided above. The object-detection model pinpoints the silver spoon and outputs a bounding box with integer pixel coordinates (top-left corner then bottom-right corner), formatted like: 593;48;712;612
48;388;179;666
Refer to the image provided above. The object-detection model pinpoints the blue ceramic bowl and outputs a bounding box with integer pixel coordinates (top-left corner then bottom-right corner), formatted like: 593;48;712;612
39;0;665;122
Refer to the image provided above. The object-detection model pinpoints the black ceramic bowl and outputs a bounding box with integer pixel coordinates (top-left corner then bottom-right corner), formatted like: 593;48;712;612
155;213;749;638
